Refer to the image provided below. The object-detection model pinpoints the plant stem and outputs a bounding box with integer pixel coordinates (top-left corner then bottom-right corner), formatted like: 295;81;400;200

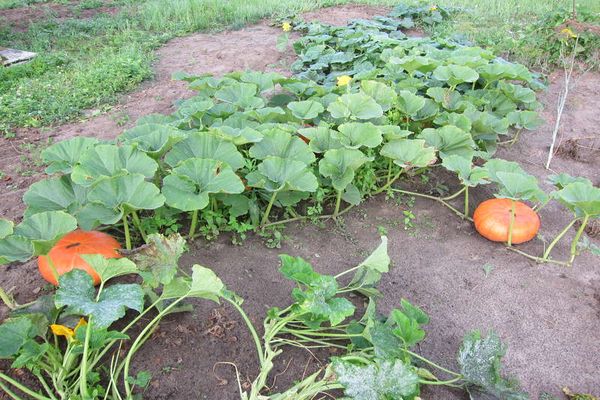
386;158;393;185
569;214;589;264
372;170;402;195
0;372;50;400
130;211;146;243
224;297;264;365
0;286;15;310
188;210;199;239
333;190;343;217
420;376;463;386
390;188;472;222
122;213;131;250
261;191;278;227
79;316;93;398
401;349;462;378
506;247;571;267
507;199;516;247
463;185;469;218
0;380;24;400
34;374;57;400
542;218;577;260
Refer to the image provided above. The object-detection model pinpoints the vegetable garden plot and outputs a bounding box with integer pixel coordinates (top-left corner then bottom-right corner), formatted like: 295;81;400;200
0;4;599;400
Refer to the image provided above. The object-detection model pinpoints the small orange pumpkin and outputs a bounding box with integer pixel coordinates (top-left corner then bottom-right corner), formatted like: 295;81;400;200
38;230;122;286
473;198;540;244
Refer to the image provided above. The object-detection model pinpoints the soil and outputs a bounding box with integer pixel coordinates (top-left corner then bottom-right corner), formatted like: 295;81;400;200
1;4;600;400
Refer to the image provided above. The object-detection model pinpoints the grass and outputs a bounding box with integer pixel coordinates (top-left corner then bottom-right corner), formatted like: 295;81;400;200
0;0;598;135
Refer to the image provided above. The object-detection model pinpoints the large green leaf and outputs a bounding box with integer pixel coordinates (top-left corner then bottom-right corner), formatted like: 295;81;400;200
348;236;390;296
80;255;138;283
548;173;592;190
327;92;383;120
160;265;225;303
76;203;123;231
0;219;13;239
55;270;144;328
41;137;99;174
23;176;88;217
246;157;318;193
380;139;436;169
240;71;284;92
396;90;426;116
333;358;420;400
506;111;543;131
433;65;479;86
87;174;165;212
164;131;245;170
553;182;600;218
337;122;383;149
494;171;546;203
14;211;77;256
249;129;315;165
119;123;186;157
427;87;466;111
0;317;36;358
71;144;158;186
419;125;476;159
458;331;529;400
318;148;372;191
442;155;488;187
0;235;34;264
214;82;264;109
360;80;397;111
287;100;324;120
389;55;438;75
298;126;343;153
162;159;244;212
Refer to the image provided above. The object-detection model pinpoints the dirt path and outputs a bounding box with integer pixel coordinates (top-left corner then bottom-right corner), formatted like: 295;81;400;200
0;4;599;399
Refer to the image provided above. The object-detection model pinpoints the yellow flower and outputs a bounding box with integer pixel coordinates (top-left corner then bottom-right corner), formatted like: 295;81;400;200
50;318;87;341
50;324;75;339
429;5;438;11
560;27;577;39
282;22;292;32
336;75;352;86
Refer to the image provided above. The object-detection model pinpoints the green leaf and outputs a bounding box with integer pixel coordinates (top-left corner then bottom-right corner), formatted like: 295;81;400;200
427;87;466;111
0;219;14;239
494;171;545;203
164;131;245;170
553;182;600;218
246;157;318;193
41;137;99;174
131;233;187;287
458;330;528;400
299;126;343;153
0;317;36;357
380;139;436;169
71;144;158;187
319;148;372;191
333;358;420;400
327;93;383;120
72;326;129;353
215;82;264;109
0;235;34;264
396;90;426;116
442;155;488;187
23;176;88;217
483;159;525;182
76;203;123;231
279;255;320;285
391;309;426;347
548;173;592;190
14;211;77;256
240;71;284;92
360;80;397;111
419;125;476;159
249;129;315;165
348;236;390;296
163;159;244;212
87;174;165;212
287;100;324;119
433;65;479;86
390;55;438;75
337;122;383;149
189;265;225;303
120;123;186;157
55;270;144;328
80;255;138;283
11;340;49;368
506;111;543;130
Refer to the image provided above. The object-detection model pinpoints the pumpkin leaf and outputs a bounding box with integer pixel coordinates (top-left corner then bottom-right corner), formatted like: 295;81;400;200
333;358;420;400
419;125;476;159
0;235;34;264
14;211;77;256
319;148;373;191
71;144;158;187
327;92;383;120
396;90;426;116
299;126;343;153
162;159;244;212
506;111;543;130
80;255;138;283
548;173;592;190
87;174;165;213
76;203;123;231
553;182;600;218
0;219;14;239
214;82;264;109
442;155;488;187
433;65;479;86
287;100;325;120
380;139;436;169
131;233;187;287
41;137;99;175
360;80;397;111
458;330;529;400
119;123;186;157
249;129;316;165
348;236;390;296
391;309;426;348
0;317;37;357
390;55;438;75
160;265;225;303
164;131;245;170
23;176;88;217
246;157;318;193
337;122;383;149
55;269;144;329
494;171;546;203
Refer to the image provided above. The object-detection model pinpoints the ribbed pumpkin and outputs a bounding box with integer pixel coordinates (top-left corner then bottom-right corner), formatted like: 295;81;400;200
473;198;540;244
38;230;122;286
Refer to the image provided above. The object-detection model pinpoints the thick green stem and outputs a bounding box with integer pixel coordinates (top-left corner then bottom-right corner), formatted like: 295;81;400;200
260;191;278;227
0;287;15;310
372;170;402;195
507;200;516;247
542;218;577;260
188;210;199;239
333;190;343;217
35;374;57;400
570;214;590;264
224;297;264;365
463;185;469;218
122;213;131;250
0;372;50;400
386;158;393;185
130;211;146;243
79;316;93;398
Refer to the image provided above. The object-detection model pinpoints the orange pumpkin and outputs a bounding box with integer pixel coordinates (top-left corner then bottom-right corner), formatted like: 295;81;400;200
38;230;122;286
473;198;540;244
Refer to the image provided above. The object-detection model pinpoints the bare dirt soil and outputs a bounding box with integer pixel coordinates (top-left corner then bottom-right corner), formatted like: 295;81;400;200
0;4;599;400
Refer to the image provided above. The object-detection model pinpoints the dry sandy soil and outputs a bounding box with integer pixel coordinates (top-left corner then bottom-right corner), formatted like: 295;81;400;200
0;4;599;400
